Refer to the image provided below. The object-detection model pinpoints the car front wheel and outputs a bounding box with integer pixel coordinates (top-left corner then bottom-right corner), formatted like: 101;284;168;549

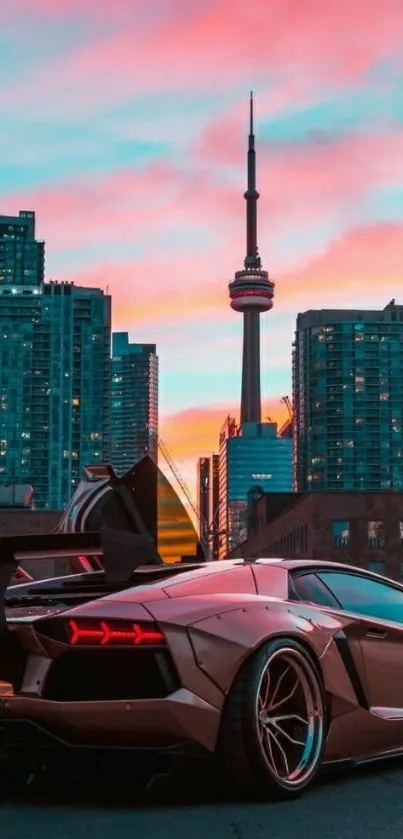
217;637;327;801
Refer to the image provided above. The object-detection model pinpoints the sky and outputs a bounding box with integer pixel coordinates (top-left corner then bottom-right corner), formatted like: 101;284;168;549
1;0;403;499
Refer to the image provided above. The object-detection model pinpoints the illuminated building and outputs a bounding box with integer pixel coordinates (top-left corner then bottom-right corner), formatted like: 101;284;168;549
218;417;292;558
0;211;111;508
110;333;158;476
294;301;403;491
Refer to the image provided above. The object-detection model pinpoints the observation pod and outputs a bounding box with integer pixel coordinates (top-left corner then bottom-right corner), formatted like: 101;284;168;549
229;269;274;313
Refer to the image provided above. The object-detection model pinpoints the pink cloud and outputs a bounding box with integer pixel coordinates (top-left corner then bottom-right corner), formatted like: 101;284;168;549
58;0;403;92
7;124;403;260
6;162;182;249
4;121;403;329
71;221;403;329
5;0;403;111
278;222;403;310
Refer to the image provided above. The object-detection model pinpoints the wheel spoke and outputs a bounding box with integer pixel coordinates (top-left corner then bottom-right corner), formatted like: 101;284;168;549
259;671;271;709
267;727;290;776
273;713;308;726
266;664;290;709
268;676;299;712
269;719;306;747
261;726;277;776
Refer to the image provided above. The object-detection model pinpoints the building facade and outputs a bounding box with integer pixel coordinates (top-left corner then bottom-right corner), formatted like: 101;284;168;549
196;454;220;558
218;417;292;558
0;210;44;288
110;333;158;476
0;212;111;509
229;490;403;581
197;457;210;547
293;300;403;492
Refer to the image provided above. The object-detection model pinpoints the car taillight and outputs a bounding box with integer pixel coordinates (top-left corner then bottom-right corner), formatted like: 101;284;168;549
67;619;165;647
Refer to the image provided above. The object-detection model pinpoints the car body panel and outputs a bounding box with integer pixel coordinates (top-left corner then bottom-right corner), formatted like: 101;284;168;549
0;689;221;752
4;556;403;771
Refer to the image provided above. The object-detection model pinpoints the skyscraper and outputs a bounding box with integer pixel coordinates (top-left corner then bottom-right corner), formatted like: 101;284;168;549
0;211;111;509
228;93;275;424
293;300;403;492
0;210;44;288
110;333;158;476
43;282;111;509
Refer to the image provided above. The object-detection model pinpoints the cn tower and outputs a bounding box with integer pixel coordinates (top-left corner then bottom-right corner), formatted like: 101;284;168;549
229;93;275;424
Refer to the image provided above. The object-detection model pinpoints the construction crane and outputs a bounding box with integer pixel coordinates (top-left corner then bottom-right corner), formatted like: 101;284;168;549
151;433;210;558
278;396;293;439
280;396;293;419
157;437;198;521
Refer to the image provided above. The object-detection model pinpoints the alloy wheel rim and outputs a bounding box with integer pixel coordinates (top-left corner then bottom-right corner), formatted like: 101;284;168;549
255;647;324;787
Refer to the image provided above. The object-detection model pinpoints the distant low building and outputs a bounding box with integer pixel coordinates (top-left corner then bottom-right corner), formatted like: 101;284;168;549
229;490;403;580
197;454;220;558
0;483;33;507
218;417;292;558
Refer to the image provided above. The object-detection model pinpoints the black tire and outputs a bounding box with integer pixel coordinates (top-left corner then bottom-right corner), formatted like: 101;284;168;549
217;637;327;801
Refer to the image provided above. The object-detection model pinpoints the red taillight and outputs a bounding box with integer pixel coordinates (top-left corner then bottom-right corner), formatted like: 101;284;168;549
67;619;165;647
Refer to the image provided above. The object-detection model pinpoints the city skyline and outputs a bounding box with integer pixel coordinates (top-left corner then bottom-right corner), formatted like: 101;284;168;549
1;0;403;492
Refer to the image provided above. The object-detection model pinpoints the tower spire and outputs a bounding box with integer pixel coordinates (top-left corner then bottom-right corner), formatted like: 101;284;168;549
244;91;261;269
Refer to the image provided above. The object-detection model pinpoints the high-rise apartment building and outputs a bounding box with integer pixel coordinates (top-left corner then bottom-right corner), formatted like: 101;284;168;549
218;417;292;558
0;210;44;288
293;300;403;492
110;333;158;476
0;211;111;509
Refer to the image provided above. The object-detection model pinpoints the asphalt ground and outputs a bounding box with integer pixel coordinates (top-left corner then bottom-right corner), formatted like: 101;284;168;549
1;758;403;839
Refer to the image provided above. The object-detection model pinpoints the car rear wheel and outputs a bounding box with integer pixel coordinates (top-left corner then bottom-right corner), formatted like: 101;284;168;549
217;637;326;801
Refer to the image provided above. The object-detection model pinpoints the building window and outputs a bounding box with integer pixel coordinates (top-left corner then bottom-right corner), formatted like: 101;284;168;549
368;560;385;576
368;521;385;549
332;520;350;548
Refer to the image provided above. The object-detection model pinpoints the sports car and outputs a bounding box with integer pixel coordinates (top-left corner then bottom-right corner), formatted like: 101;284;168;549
2;459;403;801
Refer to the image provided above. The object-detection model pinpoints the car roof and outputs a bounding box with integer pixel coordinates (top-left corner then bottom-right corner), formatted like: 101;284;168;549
252;557;403;587
253;557;359;573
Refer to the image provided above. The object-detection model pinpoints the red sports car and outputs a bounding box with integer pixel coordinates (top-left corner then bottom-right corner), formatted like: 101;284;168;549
2;458;403;801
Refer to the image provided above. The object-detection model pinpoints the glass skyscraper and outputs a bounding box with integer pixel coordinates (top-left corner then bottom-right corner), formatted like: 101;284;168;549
110;333;158;476
218;417;293;558
293;300;403;492
0;210;111;509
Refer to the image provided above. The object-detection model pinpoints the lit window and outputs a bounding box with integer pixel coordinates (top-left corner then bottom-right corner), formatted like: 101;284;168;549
368;521;385;549
332;520;349;548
